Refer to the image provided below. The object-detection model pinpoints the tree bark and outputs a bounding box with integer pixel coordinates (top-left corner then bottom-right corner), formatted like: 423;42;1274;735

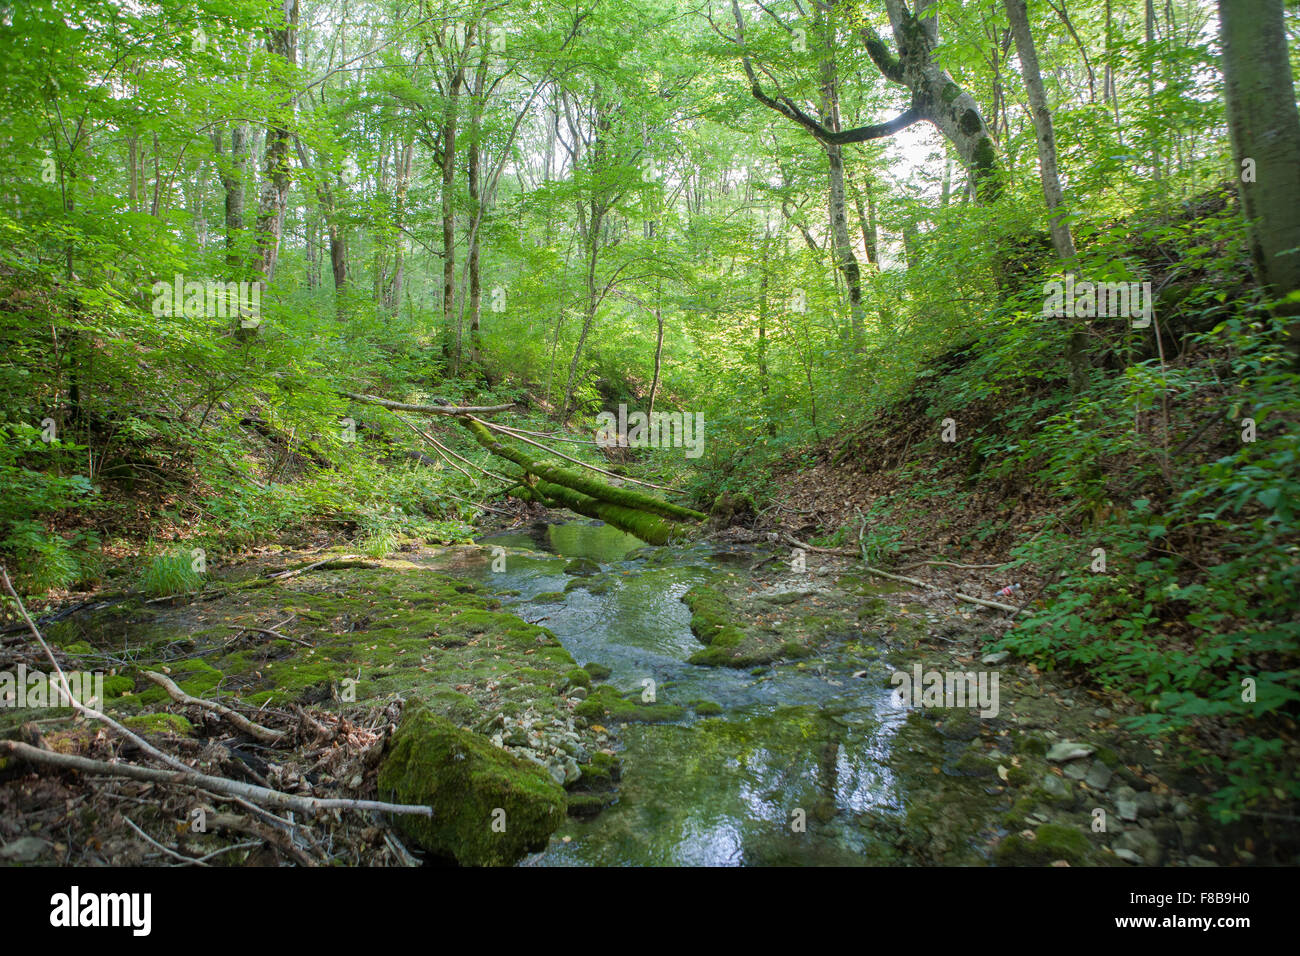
1219;0;1300;343
251;0;298;291
1004;0;1075;261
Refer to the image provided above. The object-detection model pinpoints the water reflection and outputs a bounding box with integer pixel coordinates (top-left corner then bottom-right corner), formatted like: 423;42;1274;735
476;520;905;866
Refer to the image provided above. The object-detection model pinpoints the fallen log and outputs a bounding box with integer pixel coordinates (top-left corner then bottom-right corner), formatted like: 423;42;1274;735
459;419;705;524
339;391;514;415
516;478;690;546
339;389;704;543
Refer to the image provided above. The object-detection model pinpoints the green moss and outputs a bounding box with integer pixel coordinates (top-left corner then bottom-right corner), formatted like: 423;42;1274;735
101;675;135;698
134;658;223;706
995;823;1091;866
565;668;591;689
584;662;612;681
780;640;814;659
378;704;566;866
691;699;723;716
1016;733;1048;756
565;791;614;817
121;712;195;736
1094;746;1120;768
952;750;999;777
573;685;683;723
682;584;735;644
577;750;621;787
532;591;567;603
564;558;600;576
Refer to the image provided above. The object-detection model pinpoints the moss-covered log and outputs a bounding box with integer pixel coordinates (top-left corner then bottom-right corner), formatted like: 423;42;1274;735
517;478;688;545
459;418;705;524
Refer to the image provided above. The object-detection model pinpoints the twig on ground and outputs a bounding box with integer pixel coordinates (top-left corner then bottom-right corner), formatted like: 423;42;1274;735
143;671;287;745
0;740;433;819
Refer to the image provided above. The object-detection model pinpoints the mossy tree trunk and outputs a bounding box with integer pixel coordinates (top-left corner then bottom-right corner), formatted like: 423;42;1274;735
458;419;704;543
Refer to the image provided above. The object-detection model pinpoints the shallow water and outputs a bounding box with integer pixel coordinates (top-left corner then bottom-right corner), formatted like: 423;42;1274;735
475;520;908;866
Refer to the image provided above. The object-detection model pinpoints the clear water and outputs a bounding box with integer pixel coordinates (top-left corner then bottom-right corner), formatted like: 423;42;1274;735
473;520;908;866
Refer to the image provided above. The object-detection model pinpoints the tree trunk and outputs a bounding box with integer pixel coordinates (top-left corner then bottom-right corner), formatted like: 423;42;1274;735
212;123;249;270
562;200;604;422
647;284;665;421
1005;0;1085;387
252;0;297;289
442;40;464;371
1219;0;1300;346
1004;0;1075;261
467;46;488;364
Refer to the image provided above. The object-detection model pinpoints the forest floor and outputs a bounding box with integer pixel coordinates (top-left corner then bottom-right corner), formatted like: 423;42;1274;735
0;507;1291;866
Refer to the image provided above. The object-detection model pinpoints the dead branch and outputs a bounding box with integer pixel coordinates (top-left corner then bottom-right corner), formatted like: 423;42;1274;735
0;740;433;819
143;671;288;745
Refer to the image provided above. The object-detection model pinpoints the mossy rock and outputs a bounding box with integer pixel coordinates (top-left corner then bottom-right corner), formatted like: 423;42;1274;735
572;685;684;723
565;791;615;817
577;751;621;787
994;823;1091;866
682;584;736;644
532;591;567;603
584;662;612;681
378;704;566;866
1015;733;1049;756
934;709;983;741
564;574;615;596
691;699;723;716
563;558;600;576
564;668;591;690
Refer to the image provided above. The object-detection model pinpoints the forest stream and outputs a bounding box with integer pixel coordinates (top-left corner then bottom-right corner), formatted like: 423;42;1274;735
473;520;906;866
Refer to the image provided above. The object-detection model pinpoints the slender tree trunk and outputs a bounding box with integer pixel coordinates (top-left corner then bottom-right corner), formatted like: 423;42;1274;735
467;46;488;364
817;3;865;348
1004;0;1076;262
251;0;298;293
758;232;775;436
647;283;664;422
1005;0;1084;388
212;124;249;270
562;201;604;422
442;42;464;371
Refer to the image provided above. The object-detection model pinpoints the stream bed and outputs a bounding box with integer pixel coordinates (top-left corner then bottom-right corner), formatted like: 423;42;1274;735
473;520;909;866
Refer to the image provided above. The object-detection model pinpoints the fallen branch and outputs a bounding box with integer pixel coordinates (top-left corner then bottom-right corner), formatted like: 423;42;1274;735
268;555;362;580
0;740;433;819
779;534;1021;614
2;566;194;774
143;671;288;745
339;391;514;415
2;566;431;824
123;813;212;866
225;624;311;647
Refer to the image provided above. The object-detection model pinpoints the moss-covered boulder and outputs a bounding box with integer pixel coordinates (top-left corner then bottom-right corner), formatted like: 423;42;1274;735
378;704;566;866
995;823;1091;866
573;684;684;723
